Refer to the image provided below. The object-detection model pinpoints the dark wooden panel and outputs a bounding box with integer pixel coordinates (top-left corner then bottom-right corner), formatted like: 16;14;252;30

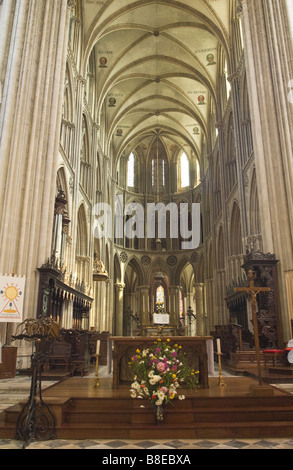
0;347;17;379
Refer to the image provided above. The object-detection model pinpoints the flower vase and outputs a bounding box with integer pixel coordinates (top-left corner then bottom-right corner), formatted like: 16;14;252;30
154;404;165;424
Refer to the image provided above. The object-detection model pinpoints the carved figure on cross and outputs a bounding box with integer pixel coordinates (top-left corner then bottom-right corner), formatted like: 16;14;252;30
234;269;271;385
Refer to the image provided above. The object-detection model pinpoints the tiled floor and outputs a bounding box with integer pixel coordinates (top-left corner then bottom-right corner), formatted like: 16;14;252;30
1;366;293;450
1;437;293;449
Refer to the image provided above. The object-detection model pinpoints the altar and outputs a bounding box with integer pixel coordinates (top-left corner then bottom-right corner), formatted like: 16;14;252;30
108;336;214;389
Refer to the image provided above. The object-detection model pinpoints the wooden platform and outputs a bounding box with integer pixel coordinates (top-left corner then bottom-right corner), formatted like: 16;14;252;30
1;376;293;440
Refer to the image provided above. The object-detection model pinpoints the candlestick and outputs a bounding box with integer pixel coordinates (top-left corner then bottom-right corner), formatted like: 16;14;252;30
94;353;100;388
216;338;221;354
216;351;226;387
96;340;100;355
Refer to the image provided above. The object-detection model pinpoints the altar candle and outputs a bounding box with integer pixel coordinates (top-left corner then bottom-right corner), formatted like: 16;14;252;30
96;340;100;355
217;338;221;354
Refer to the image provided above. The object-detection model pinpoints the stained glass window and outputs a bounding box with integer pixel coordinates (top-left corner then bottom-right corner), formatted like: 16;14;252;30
127;152;135;187
180;152;189;187
156;285;165;306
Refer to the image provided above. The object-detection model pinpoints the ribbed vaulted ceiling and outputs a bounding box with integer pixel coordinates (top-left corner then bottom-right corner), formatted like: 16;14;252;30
82;0;231;168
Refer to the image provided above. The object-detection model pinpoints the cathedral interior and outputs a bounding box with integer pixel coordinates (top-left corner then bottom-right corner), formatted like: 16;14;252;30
0;0;293;375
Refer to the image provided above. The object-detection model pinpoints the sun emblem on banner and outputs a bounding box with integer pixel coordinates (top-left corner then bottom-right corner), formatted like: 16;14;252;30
1;283;23;314
0;275;25;322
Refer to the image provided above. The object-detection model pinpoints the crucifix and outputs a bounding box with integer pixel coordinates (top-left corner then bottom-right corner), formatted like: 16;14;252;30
234;269;271;385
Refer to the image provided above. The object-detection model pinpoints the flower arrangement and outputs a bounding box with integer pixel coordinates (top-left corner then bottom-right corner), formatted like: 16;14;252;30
129;338;199;409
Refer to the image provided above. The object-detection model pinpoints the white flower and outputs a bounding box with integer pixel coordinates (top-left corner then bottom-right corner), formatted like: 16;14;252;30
157;390;165;400
131;381;140;390
130;390;137;398
148;370;154;378
155;399;163;406
149;375;161;385
178;395;185;400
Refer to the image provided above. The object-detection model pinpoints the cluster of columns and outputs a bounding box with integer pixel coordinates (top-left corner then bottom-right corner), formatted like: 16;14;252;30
239;0;293;341
0;1;73;355
114;278;207;338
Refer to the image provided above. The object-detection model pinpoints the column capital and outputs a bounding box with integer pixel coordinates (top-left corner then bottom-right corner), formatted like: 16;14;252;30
77;75;87;86
227;73;240;84
215;120;224;130
194;282;205;288
115;283;125;291
136;285;150;291
169;285;181;291
67;0;76;11
236;1;244;18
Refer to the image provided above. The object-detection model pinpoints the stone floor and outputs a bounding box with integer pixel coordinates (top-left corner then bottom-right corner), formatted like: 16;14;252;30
1;365;293;450
1;437;293;450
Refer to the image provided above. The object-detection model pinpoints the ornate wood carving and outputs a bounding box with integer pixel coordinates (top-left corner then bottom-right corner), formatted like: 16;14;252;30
37;259;93;328
242;250;282;349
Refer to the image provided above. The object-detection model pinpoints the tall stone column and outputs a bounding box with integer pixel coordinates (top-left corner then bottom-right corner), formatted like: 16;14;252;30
239;0;293;341
115;283;125;336
0;1;72;352
227;72;248;241
137;286;150;330
216;269;227;325
67;74;86;274
194;283;205;336
107;279;114;333
169;286;181;329
206;279;214;334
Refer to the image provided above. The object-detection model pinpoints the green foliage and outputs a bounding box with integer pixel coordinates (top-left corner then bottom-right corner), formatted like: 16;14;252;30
129;338;199;406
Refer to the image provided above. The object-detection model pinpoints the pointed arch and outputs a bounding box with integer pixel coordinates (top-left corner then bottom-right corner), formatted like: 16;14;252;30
217;225;225;270
63;62;75;123
207;242;213;279
178;151;190;190
174;256;195;286
76;204;88;257
225;113;237;195
126;256;144;286
195;254;205;283
114;252;122;284
230;201;242;255
250;169;261;235
214;152;222;219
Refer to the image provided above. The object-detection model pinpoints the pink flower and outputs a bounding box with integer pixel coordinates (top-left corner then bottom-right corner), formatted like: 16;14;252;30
160;386;168;394
157;362;166;373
